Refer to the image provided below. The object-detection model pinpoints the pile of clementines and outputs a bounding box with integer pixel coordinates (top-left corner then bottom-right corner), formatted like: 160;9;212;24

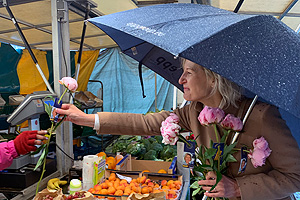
88;172;182;200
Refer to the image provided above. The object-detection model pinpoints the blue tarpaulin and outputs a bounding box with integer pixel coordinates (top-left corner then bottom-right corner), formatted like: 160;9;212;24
87;47;174;114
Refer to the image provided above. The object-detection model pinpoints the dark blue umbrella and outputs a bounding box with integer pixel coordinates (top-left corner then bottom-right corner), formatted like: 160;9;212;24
88;3;300;139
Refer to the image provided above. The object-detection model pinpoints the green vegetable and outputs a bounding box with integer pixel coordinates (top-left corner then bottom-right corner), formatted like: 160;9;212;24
141;139;151;151
160;145;177;161
150;143;163;156
148;137;157;144
126;143;144;156
112;140;130;153
144;150;158;160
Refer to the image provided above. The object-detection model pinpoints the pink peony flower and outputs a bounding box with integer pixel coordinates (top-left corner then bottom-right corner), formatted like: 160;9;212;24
220;114;243;131
160;113;181;145
198;106;225;126
59;77;78;92
165;113;180;123
253;136;269;150
248;137;272;168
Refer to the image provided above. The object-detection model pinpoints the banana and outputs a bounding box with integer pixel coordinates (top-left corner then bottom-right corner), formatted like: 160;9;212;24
59;180;68;186
53;180;60;189
47;178;60;190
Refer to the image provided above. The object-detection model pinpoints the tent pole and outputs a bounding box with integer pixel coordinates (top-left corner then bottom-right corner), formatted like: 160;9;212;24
74;3;90;81
3;0;55;94
233;0;245;13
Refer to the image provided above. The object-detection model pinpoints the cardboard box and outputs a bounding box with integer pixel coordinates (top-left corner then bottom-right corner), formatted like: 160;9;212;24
116;154;177;174
92;170;182;200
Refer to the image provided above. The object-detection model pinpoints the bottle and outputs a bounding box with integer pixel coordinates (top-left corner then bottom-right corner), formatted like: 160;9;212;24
69;179;82;195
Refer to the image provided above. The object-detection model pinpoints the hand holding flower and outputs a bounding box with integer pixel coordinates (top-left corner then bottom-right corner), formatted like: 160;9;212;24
199;171;241;198
56;104;95;127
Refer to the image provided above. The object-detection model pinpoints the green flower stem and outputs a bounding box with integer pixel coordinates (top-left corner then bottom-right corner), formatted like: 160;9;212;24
35;123;54;194
178;134;191;147
224;130;230;144
213;124;219;143
217;145;220;171
58;88;68;104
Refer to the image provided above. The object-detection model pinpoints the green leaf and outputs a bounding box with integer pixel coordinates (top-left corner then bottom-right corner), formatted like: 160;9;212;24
223;142;237;156
30;144;46;155
192;187;202;196
225;154;237;163
190;181;200;189
204;148;217;159
44;102;52;117
34;148;47;171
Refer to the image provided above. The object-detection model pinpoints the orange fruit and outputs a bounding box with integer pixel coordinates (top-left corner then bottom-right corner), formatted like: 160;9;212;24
99;189;108;195
107;181;114;188
107;186;116;195
167;180;174;186
141;187;149;194
97;152;106;159
140;176;147;184
120;179;127;185
88;188;95;193
100;182;108;189
109;174;116;181
116;185;125;191
106;157;117;169
161;180;167;186
124;186;132;194
94;184;102;191
114;190;124;196
142;170;150;173
158;169;167;173
168;190;177;199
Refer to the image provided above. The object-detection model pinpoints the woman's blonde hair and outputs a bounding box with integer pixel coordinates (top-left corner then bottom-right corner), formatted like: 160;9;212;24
181;58;242;109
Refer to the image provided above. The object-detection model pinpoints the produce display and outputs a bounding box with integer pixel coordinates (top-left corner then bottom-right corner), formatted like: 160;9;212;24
105;136;177;161
88;172;182;199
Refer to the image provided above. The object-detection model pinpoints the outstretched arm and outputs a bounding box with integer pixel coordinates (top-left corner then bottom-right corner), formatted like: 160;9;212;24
55;104;95;127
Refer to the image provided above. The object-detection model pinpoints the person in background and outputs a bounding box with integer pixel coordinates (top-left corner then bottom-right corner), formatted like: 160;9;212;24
0;130;47;170
56;59;300;200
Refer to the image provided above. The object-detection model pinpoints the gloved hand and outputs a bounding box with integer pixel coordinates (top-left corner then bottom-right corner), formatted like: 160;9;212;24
13;130;47;155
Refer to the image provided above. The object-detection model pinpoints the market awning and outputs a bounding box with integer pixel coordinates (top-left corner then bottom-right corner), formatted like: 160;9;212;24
0;0;138;50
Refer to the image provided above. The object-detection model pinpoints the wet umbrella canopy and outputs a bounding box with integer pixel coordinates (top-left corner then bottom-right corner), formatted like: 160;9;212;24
88;3;300;120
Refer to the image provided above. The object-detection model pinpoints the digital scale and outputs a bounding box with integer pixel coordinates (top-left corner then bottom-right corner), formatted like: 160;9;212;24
5;91;57;169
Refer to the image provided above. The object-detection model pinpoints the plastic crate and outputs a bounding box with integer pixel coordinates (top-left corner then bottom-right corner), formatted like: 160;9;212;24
9;94;25;105
0;95;5;107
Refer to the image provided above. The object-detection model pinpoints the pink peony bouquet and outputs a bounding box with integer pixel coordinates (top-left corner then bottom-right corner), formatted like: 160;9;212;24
191;106;244;199
191;106;271;199
34;77;78;194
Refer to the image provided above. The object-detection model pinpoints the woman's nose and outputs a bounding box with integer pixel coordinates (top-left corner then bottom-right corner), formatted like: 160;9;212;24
179;74;185;84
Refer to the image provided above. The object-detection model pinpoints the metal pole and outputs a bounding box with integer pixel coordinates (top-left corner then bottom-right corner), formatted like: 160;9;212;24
233;0;245;13
3;0;55;94
231;95;258;144
51;0;73;176
74;3;90;81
